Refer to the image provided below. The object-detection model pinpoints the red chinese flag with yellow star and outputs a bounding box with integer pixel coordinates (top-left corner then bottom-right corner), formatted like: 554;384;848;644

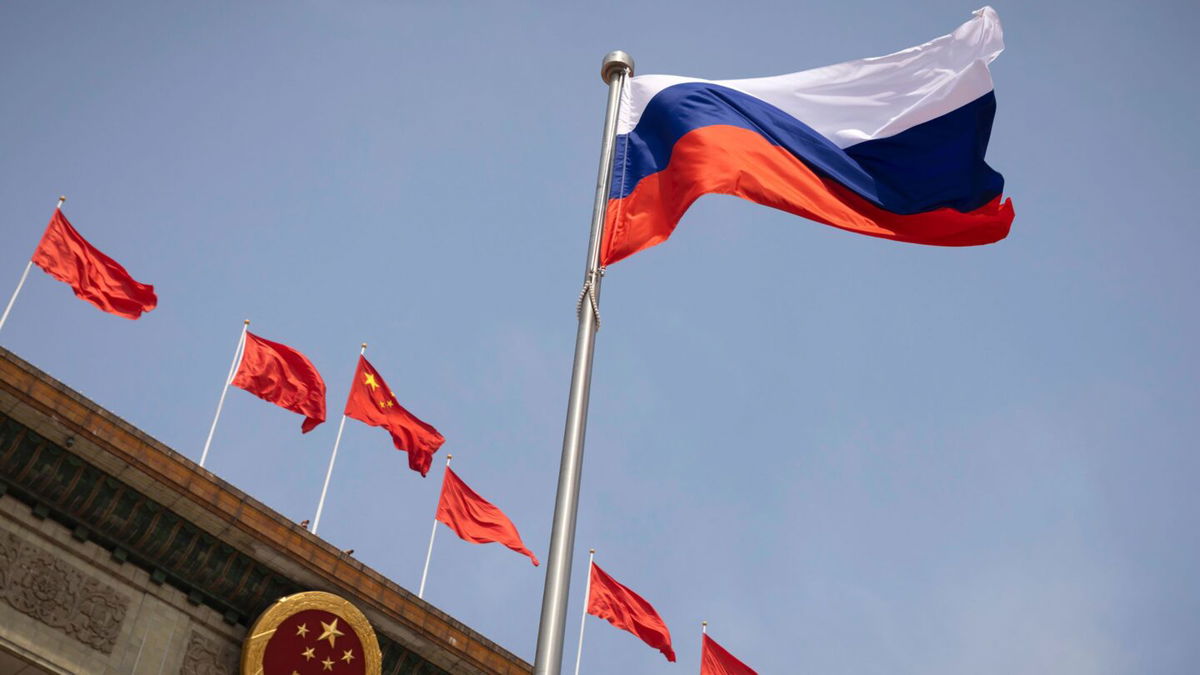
343;355;445;476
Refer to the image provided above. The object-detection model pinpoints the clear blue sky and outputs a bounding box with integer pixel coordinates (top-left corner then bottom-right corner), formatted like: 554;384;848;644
2;1;1197;673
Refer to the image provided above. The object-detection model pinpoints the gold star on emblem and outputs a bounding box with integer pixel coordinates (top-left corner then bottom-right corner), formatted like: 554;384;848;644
322;656;335;671
342;649;355;663
363;373;380;390
295;623;309;637
318;618;344;648
301;646;315;661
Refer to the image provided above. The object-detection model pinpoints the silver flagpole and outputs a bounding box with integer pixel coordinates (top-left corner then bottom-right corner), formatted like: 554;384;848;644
702;620;708;635
312;342;366;536
199;319;249;468
0;196;65;335
533;50;633;675
418;453;452;599
572;549;596;675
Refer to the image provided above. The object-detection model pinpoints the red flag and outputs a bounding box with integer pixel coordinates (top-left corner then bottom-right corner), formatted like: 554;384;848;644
586;562;676;662
435;467;539;566
343;355;444;476
701;634;757;675
31;209;157;319
231;332;326;433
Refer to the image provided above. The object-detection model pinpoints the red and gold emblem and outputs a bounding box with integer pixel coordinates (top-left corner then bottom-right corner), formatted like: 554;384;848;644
242;591;382;675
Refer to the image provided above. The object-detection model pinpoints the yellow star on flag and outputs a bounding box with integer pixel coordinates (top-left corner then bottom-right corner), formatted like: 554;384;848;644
363;373;380;390
318;618;344;648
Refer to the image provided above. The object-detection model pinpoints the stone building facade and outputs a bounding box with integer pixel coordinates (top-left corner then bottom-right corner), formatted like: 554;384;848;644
0;347;532;675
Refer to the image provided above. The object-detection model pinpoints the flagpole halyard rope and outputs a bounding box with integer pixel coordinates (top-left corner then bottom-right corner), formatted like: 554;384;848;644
574;267;605;330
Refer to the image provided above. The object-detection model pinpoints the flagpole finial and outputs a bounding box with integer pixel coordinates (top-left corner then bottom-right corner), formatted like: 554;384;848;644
446;453;453;461
601;50;634;83
243;319;250;326
702;621;707;626
58;195;66;203
588;548;595;554
361;342;367;348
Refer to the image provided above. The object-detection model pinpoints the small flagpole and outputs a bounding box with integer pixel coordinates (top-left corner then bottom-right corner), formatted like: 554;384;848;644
0;196;64;335
534;51;633;675
418;453;452;599
702;620;708;635
199;319;249;468
572;549;596;675
312;342;366;536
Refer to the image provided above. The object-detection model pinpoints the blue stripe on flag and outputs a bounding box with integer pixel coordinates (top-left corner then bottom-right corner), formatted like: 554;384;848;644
610;83;1003;215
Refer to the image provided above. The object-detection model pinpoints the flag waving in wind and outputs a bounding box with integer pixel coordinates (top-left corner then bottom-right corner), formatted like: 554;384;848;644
31;209;157;319
231;332;327;433
701;634;757;675
602;7;1013;265
435;467;539;565
343;355;445;476
586;562;676;662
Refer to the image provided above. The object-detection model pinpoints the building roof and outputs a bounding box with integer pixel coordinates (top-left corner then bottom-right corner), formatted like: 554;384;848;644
0;347;532;675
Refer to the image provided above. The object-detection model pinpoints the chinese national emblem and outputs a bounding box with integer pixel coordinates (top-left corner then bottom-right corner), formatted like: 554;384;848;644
242;591;382;675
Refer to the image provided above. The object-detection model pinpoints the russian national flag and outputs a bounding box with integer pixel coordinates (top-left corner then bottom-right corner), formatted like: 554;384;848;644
601;7;1014;265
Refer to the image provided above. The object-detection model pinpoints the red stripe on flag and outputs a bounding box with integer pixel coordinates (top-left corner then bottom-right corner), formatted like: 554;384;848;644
602;124;1013;265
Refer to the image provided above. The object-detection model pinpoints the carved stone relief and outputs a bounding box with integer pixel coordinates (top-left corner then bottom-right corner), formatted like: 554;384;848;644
180;630;238;675
0;530;129;653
